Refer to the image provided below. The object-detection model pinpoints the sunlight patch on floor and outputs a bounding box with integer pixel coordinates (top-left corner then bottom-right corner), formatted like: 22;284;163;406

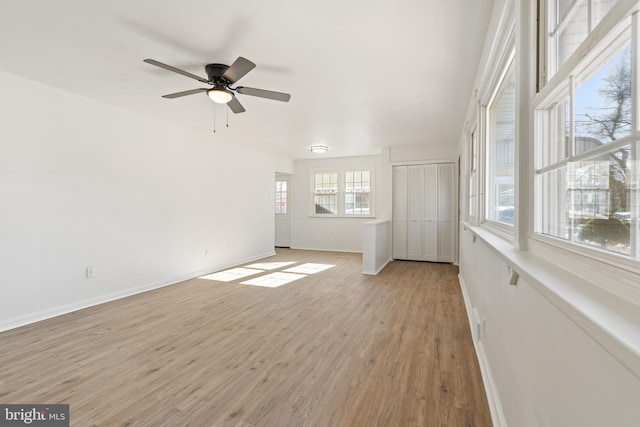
241;272;307;288
200;268;264;282
244;261;297;270
283;263;335;274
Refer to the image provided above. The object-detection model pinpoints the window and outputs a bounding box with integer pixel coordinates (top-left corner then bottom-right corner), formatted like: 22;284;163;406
486;59;516;226
536;7;639;260
345;170;371;215
469;128;478;220
275;179;287;214
547;0;619;80
314;172;338;214
311;167;374;217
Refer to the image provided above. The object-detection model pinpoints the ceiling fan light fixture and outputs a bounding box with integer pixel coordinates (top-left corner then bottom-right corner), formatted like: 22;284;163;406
310;145;329;153
207;87;233;104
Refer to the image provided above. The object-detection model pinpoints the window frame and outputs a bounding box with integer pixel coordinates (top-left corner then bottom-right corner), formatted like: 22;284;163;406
275;178;288;215
533;1;640;273
546;0;622;82
344;169;373;216
469;125;479;223
484;54;517;231
312;170;339;216
309;165;376;218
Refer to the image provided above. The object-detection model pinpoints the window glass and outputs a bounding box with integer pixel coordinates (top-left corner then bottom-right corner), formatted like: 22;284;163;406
487;61;516;225
539;146;632;255
549;0;620;77
469;128;478;220
536;29;637;259
539;95;570;169
314;172;338;214
275;180;287;214
575;44;632;154
345;170;371;215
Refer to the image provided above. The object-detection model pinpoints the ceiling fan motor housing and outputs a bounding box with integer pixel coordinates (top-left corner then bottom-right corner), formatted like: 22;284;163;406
205;63;230;83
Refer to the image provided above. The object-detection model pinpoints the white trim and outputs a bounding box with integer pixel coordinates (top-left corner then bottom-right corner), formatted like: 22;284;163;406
0;250;275;333
528;234;640;302
478;1;517;104
458;273;508;427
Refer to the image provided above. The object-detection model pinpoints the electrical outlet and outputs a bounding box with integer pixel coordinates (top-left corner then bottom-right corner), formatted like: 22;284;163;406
86;266;94;278
204;249;209;256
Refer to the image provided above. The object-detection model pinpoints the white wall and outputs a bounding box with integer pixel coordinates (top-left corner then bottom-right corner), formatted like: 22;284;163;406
290;155;383;252
0;70;284;330
389;143;459;163
455;0;640;425
459;227;640;427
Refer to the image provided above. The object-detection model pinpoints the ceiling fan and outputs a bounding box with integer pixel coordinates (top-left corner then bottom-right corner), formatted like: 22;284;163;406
143;56;291;113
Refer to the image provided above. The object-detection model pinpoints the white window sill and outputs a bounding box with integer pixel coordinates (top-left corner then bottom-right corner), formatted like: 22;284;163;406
462;222;640;380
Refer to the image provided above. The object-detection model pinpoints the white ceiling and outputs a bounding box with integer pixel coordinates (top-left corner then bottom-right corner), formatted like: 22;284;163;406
0;0;493;160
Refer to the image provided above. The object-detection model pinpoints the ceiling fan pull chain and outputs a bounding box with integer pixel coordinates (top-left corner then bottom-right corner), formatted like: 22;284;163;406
213;103;216;133
226;104;229;128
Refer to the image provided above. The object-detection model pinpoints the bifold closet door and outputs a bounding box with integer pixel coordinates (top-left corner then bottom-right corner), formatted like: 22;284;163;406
437;163;454;262
407;166;424;260
392;166;408;260
392;163;455;262
422;164;438;262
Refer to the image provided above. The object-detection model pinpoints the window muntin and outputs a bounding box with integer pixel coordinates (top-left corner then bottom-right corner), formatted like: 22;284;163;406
487;60;516;226
539;94;570;169
275;180;287;214
314;172;338;214
345;170;371;215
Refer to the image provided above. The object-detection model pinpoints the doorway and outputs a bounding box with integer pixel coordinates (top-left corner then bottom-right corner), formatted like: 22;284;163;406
275;175;290;247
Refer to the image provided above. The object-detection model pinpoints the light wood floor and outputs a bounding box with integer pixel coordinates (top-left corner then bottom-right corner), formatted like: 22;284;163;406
0;249;491;427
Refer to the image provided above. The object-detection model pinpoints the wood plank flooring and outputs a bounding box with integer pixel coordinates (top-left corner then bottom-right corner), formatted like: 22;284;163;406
0;249;491;427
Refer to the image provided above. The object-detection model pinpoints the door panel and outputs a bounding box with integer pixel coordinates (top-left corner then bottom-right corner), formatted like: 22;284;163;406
423;220;438;261
407;220;423;260
438;221;454;262
407;166;423;260
392;167;408;259
438;163;454;221
275;175;290;247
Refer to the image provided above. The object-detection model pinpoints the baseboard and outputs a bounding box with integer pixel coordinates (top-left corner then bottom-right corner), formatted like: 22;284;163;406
0;250;275;333
288;245;362;254
458;273;508;427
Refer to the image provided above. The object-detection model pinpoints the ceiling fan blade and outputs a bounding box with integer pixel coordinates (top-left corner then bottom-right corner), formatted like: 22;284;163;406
236;86;291;102
144;59;210;84
222;57;256;84
161;88;208;99
227;95;246;113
